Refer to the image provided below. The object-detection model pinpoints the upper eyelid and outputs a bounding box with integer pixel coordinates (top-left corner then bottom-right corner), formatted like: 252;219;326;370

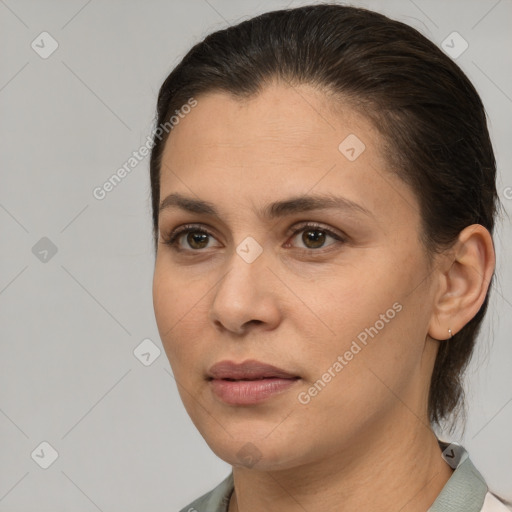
168;221;341;237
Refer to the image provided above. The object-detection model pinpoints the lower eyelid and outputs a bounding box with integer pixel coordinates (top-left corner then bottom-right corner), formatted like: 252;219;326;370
286;232;344;251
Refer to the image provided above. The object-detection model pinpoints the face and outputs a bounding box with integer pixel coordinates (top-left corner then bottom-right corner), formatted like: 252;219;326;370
153;82;441;470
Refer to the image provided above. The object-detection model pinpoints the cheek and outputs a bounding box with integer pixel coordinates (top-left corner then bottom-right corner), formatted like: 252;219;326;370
308;252;424;364
152;262;205;367
310;264;395;334
152;264;176;339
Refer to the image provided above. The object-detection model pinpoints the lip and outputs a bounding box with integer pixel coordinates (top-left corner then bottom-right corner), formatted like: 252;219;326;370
207;359;299;380
207;359;300;405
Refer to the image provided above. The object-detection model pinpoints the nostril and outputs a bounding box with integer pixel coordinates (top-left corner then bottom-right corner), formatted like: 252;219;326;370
244;319;263;328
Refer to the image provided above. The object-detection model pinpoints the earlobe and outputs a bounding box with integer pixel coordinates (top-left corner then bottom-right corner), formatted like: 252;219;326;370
428;224;495;341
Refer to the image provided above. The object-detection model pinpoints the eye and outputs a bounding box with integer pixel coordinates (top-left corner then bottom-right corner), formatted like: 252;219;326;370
286;223;345;250
161;224;220;251
161;222;346;253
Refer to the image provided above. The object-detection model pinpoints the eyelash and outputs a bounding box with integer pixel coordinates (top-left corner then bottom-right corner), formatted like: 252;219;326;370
161;222;347;253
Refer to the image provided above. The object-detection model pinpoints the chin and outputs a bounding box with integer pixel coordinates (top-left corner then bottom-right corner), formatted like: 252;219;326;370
201;427;310;471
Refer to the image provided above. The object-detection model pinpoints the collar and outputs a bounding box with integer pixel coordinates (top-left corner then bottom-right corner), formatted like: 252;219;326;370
428;440;488;511
182;440;488;512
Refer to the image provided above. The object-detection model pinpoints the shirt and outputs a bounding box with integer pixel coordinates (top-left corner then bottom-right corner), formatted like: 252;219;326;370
178;441;511;511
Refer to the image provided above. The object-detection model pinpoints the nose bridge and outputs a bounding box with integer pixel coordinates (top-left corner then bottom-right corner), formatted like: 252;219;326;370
210;237;280;332
216;238;267;303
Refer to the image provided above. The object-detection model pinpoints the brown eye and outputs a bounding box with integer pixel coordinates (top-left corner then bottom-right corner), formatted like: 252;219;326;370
288;223;343;250
302;229;327;249
162;225;220;251
186;231;210;249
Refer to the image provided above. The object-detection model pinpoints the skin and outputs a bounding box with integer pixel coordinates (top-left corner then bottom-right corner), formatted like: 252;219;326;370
152;82;495;512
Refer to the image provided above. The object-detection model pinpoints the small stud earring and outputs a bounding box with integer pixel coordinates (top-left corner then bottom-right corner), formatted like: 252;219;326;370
448;329;453;339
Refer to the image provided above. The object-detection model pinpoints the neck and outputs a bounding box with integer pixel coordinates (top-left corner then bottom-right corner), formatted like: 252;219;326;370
228;410;453;512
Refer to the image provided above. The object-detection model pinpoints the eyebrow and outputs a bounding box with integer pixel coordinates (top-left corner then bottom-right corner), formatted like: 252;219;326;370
159;192;375;220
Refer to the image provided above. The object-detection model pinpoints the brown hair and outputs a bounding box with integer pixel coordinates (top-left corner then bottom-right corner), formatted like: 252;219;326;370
149;3;499;428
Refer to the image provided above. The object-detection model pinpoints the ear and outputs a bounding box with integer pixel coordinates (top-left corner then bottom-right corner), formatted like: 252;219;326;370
428;224;495;341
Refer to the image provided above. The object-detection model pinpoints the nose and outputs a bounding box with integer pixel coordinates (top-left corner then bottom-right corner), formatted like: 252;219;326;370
209;246;282;335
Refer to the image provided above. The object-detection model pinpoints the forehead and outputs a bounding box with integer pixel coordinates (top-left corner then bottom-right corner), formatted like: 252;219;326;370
159;83;420;229
163;83;374;158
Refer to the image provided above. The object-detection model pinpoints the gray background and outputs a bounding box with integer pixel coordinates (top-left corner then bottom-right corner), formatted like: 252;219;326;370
1;0;511;510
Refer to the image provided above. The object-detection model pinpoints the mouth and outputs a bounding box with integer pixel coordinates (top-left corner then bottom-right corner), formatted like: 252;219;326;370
207;359;301;405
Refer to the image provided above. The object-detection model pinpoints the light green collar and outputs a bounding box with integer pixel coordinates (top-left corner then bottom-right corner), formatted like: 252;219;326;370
181;441;488;512
428;440;488;511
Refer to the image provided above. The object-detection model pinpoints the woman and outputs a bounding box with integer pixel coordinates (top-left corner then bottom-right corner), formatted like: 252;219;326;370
149;4;510;511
